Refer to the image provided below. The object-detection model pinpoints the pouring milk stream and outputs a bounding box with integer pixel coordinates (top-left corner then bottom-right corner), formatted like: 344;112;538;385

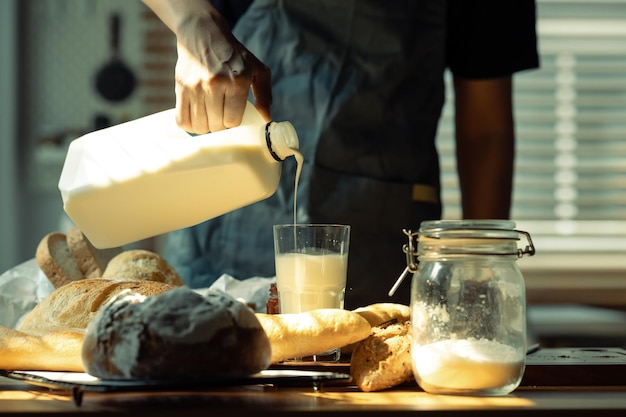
59;101;301;248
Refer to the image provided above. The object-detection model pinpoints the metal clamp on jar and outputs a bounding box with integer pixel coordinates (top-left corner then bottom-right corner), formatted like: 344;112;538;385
390;220;535;396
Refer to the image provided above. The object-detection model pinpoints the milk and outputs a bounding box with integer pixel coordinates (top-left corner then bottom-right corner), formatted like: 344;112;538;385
275;252;348;314
59;102;299;248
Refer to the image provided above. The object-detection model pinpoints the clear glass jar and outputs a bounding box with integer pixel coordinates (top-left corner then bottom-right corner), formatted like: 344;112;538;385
407;220;535;396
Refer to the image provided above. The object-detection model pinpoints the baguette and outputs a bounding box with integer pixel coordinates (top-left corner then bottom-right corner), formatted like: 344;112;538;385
255;309;371;363
0;325;84;372
352;303;411;326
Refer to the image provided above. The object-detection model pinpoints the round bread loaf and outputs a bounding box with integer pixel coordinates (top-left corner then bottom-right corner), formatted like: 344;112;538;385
17;278;175;334
82;287;272;380
102;249;183;286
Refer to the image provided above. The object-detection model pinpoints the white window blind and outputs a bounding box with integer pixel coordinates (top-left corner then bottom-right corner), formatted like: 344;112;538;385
437;0;626;258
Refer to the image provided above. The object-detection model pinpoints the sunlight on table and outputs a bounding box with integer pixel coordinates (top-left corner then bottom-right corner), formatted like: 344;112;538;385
305;390;536;408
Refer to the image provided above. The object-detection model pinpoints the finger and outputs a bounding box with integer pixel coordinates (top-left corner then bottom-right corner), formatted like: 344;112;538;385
206;89;226;132
251;64;273;122
175;81;193;132
223;90;247;128
190;89;210;134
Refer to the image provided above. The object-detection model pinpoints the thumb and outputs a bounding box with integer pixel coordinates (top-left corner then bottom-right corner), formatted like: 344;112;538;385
251;65;273;122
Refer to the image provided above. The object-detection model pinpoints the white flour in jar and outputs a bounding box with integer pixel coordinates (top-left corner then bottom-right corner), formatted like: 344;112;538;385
412;338;524;391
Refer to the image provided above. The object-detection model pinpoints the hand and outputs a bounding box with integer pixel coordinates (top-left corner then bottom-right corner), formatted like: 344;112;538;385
174;12;272;133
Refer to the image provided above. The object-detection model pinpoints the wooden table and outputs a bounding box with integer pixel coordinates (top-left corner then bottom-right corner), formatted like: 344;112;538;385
2;348;626;416
2;377;626;416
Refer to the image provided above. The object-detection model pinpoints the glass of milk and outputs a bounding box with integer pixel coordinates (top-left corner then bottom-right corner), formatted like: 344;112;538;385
273;224;350;362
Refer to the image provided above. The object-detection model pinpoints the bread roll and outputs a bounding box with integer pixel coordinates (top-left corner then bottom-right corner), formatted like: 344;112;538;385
36;232;84;288
350;321;413;392
255;309;371;363
66;226;122;279
17;278;175;334
102;249;183;286
82;287;272;379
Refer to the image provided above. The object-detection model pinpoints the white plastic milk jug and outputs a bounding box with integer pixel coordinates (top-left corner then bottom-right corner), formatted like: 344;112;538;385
58;101;300;248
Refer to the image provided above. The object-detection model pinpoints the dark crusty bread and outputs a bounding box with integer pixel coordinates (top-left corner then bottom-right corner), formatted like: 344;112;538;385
82;287;272;379
36;232;85;288
102;249;183;286
66;226;122;279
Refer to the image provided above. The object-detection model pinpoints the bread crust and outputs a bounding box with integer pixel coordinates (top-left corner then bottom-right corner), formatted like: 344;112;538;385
342;303;410;355
0;325;85;372
82;288;272;379
66;227;122;279
350;321;413;392
36;232;84;288
102;249;183;286
17;278;175;334
353;303;411;326
256;309;371;363
4;279;174;372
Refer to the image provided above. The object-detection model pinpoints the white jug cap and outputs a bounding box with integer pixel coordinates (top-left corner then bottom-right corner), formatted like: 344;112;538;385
267;121;299;160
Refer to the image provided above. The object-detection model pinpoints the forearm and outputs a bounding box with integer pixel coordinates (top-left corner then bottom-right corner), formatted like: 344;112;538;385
142;0;271;132
456;131;514;220
142;0;220;35
453;76;515;219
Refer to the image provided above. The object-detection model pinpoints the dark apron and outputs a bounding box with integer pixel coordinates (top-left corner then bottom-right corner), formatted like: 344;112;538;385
166;0;446;309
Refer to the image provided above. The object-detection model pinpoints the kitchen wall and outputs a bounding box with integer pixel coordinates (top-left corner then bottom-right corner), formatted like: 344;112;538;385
0;0;19;273
2;0;175;271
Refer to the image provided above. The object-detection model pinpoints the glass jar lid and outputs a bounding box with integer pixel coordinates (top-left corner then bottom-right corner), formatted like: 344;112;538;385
388;220;535;297
418;220;525;257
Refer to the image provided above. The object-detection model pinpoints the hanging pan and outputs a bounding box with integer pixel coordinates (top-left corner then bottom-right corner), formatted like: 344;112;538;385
94;12;136;102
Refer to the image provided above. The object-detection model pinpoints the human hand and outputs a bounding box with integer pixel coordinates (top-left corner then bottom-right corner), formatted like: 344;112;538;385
174;12;272;133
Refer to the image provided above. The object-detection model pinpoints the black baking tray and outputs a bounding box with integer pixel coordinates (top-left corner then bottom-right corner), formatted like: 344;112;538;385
0;369;351;406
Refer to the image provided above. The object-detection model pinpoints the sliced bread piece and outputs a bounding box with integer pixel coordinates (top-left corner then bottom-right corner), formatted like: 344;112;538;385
66;226;122;279
36;232;85;288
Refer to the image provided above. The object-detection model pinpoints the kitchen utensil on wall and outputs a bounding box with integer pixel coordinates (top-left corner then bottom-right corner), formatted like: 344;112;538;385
94;12;136;102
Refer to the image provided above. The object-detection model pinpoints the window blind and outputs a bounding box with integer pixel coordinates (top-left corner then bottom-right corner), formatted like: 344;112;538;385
437;0;626;254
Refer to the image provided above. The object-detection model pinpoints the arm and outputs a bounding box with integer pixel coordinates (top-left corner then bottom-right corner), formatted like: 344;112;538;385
453;75;515;219
142;0;272;133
